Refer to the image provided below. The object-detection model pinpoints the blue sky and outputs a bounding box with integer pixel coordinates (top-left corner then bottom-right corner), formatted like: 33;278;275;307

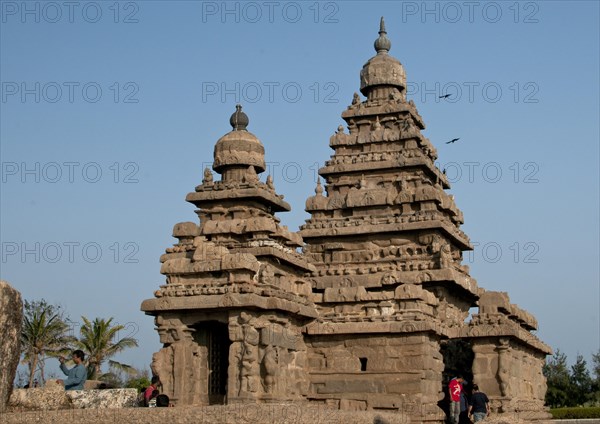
1;1;598;377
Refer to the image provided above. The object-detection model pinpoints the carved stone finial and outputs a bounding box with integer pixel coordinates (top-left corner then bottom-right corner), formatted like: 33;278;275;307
315;179;323;196
230;104;249;131
374;17;391;54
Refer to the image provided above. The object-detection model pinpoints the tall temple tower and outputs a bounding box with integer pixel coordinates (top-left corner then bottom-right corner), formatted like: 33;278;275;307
299;18;550;422
299;18;477;422
142;18;551;423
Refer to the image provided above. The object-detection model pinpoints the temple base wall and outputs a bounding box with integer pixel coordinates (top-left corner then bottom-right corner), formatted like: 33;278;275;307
305;332;445;422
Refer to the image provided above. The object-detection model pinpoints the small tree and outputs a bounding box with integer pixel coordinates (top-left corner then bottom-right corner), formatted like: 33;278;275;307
592;350;600;382
570;354;593;406
20;299;75;386
591;350;600;405
75;317;138;380
543;349;571;408
125;368;151;392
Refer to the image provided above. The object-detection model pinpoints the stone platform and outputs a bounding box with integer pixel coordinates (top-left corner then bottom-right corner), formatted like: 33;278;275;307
0;403;559;424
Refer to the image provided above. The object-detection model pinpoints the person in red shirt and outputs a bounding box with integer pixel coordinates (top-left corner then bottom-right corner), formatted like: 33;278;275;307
448;376;465;424
144;376;161;406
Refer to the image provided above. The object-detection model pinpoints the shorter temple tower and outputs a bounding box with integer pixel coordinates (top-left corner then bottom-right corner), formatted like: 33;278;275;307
141;106;317;405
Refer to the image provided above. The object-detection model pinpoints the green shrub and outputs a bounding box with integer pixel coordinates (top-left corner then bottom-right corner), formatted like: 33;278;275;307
550;407;600;419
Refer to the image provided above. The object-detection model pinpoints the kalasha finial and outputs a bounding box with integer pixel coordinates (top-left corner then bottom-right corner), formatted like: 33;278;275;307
230;104;249;131
315;178;323;195
374;16;391;54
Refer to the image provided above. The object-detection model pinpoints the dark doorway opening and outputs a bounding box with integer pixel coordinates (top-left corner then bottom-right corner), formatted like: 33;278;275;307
439;339;474;422
195;321;231;405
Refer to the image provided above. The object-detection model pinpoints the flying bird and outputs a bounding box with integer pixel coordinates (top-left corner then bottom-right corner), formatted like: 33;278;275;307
446;138;460;144
439;94;452;99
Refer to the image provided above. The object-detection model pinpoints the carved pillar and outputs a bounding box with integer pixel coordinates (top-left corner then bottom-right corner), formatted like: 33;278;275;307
496;338;510;398
152;316;204;405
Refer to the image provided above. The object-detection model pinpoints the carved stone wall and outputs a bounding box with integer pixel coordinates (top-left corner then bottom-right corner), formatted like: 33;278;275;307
305;332;445;422
228;311;309;402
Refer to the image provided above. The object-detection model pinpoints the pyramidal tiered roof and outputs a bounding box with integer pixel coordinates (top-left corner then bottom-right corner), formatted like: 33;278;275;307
300;17;479;336
143;105;316;318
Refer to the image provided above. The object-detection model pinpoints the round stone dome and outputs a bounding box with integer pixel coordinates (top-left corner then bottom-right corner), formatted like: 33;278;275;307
213;105;266;174
359;17;406;97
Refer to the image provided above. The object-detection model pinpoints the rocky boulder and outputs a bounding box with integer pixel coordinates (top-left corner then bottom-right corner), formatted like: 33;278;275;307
0;280;23;413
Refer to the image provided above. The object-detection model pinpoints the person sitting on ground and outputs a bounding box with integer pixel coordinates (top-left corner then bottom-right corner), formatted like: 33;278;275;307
57;349;87;390
144;375;161;406
148;389;159;407
156;394;171;407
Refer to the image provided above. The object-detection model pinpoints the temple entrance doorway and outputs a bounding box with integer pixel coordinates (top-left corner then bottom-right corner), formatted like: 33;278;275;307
194;321;231;405
439;338;474;420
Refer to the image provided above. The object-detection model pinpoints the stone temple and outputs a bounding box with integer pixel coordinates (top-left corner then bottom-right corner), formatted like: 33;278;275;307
141;19;551;422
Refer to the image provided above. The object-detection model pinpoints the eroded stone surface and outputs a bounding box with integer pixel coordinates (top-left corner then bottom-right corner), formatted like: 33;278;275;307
0;280;22;413
8;384;70;411
8;386;138;411
67;388;138;409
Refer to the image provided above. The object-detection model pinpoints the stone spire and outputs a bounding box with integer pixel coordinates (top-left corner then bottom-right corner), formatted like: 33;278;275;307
374;16;391;53
360;17;406;101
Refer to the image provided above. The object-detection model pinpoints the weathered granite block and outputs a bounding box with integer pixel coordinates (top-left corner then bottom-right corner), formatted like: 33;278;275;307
9;384;69;411
0;281;22;413
66;388;138;409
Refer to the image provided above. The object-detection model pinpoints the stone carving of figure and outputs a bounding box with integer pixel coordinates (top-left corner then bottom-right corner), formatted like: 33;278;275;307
497;338;511;397
266;175;275;190
359;175;367;189
352;92;361;105
259;264;275;285
439;243;452;268
371;117;384;142
203;167;213;184
336;125;344;134
262;345;278;394
395;179;413;204
239;313;260;395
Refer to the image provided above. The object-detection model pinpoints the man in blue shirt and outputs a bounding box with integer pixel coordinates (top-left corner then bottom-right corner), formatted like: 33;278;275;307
57;350;87;390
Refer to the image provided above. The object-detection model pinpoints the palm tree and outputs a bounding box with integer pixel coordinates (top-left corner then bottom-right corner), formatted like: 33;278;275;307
20;300;75;386
75;317;138;380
